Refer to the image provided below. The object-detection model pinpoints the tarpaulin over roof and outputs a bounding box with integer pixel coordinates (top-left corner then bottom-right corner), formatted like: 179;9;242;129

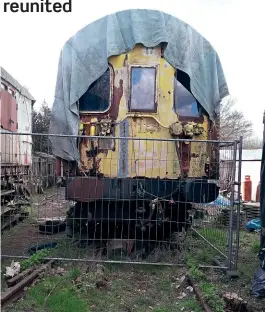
49;9;229;161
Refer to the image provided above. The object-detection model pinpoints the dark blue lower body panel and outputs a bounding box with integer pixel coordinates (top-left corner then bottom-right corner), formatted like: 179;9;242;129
65;177;219;204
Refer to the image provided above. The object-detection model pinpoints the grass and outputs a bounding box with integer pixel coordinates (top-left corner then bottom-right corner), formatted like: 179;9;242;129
181;298;202;312
8;269;90;312
2;222;264;312
29;282;89;312
3;263;198;312
199;282;225;312
21;249;52;271
186;229;264;312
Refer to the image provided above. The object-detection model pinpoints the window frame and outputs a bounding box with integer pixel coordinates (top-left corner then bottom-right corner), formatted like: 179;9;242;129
48;163;52;175
173;77;203;121
128;65;158;113
1;82;8;91
8;88;15;97
78;65;114;114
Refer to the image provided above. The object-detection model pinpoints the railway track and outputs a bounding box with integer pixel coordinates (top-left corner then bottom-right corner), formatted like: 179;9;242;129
1;260;55;309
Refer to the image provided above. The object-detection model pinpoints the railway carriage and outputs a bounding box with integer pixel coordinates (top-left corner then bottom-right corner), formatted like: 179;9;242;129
50;10;229;252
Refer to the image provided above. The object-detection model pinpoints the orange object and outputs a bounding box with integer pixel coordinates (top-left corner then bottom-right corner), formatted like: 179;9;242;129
256;181;261;202
243;175;252;202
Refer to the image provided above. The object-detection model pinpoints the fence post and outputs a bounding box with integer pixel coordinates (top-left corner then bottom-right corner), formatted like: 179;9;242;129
227;140;238;273
234;136;243;270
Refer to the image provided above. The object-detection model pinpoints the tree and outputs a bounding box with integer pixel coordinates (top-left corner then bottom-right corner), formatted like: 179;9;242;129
243;137;263;149
32;100;52;153
219;96;253;141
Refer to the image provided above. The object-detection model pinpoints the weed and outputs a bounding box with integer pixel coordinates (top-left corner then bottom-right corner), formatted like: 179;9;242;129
67;267;81;280
20;248;51;270
199;282;225;312
186;257;225;312
182;298;202;312
187;258;205;280
252;241;260;254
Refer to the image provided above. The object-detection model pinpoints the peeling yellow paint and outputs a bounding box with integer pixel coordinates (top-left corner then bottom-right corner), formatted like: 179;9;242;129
79;44;211;179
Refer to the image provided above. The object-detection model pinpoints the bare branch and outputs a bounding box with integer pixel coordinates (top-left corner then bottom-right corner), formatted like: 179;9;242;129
219;95;253;141
243;137;263;149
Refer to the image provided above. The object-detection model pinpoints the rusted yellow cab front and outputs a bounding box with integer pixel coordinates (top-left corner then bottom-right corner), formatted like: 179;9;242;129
78;44;216;180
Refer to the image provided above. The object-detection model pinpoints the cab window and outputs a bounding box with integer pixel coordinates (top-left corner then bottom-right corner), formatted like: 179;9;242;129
129;67;157;112
174;78;200;117
79;68;110;113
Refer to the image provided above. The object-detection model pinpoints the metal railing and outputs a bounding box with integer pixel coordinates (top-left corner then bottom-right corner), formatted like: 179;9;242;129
1;132;243;271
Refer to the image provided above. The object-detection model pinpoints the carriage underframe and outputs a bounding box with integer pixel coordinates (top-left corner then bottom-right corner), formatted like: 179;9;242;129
64;176;219;256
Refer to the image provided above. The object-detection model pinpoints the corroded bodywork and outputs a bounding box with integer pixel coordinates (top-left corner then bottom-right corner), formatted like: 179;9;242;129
62;43;221;248
77;44;218;181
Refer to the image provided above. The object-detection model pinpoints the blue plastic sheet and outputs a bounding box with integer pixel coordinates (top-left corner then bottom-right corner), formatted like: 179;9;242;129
246;219;261;232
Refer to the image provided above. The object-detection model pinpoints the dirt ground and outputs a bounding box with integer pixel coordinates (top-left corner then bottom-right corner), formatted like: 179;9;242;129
1;187;69;257
31;187;69;219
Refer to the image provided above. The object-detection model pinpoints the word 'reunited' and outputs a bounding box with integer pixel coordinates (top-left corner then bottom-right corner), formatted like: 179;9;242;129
3;0;72;13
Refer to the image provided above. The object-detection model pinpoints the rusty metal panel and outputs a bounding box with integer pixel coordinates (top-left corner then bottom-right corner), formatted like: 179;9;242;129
66;177;104;202
0;90;17;132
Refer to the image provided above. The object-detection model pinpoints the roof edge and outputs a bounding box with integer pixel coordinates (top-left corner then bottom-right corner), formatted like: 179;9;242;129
0;66;36;103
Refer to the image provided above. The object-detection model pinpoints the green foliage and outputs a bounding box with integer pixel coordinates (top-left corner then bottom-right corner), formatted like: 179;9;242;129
67;267;81;280
199;282;226;312
27;275;90;312
187;257;225;312
182;298;202;312
252;241;261;254
21;248;51;271
187;258;205;280
32;100;52;153
45;289;89;312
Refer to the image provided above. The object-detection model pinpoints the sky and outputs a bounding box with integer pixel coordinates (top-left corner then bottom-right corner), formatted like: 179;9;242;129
0;0;264;138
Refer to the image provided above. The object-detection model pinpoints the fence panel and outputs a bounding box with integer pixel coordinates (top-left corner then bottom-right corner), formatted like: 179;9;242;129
1;133;242;269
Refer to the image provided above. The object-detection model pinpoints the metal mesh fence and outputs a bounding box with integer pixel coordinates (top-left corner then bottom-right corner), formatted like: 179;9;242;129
1;133;242;269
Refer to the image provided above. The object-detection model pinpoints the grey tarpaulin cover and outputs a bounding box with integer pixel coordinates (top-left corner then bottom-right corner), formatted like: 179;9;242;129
49;9;229;161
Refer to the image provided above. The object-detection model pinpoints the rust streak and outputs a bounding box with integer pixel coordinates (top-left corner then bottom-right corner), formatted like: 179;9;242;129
111;79;123;120
207;118;219;179
179;141;191;176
